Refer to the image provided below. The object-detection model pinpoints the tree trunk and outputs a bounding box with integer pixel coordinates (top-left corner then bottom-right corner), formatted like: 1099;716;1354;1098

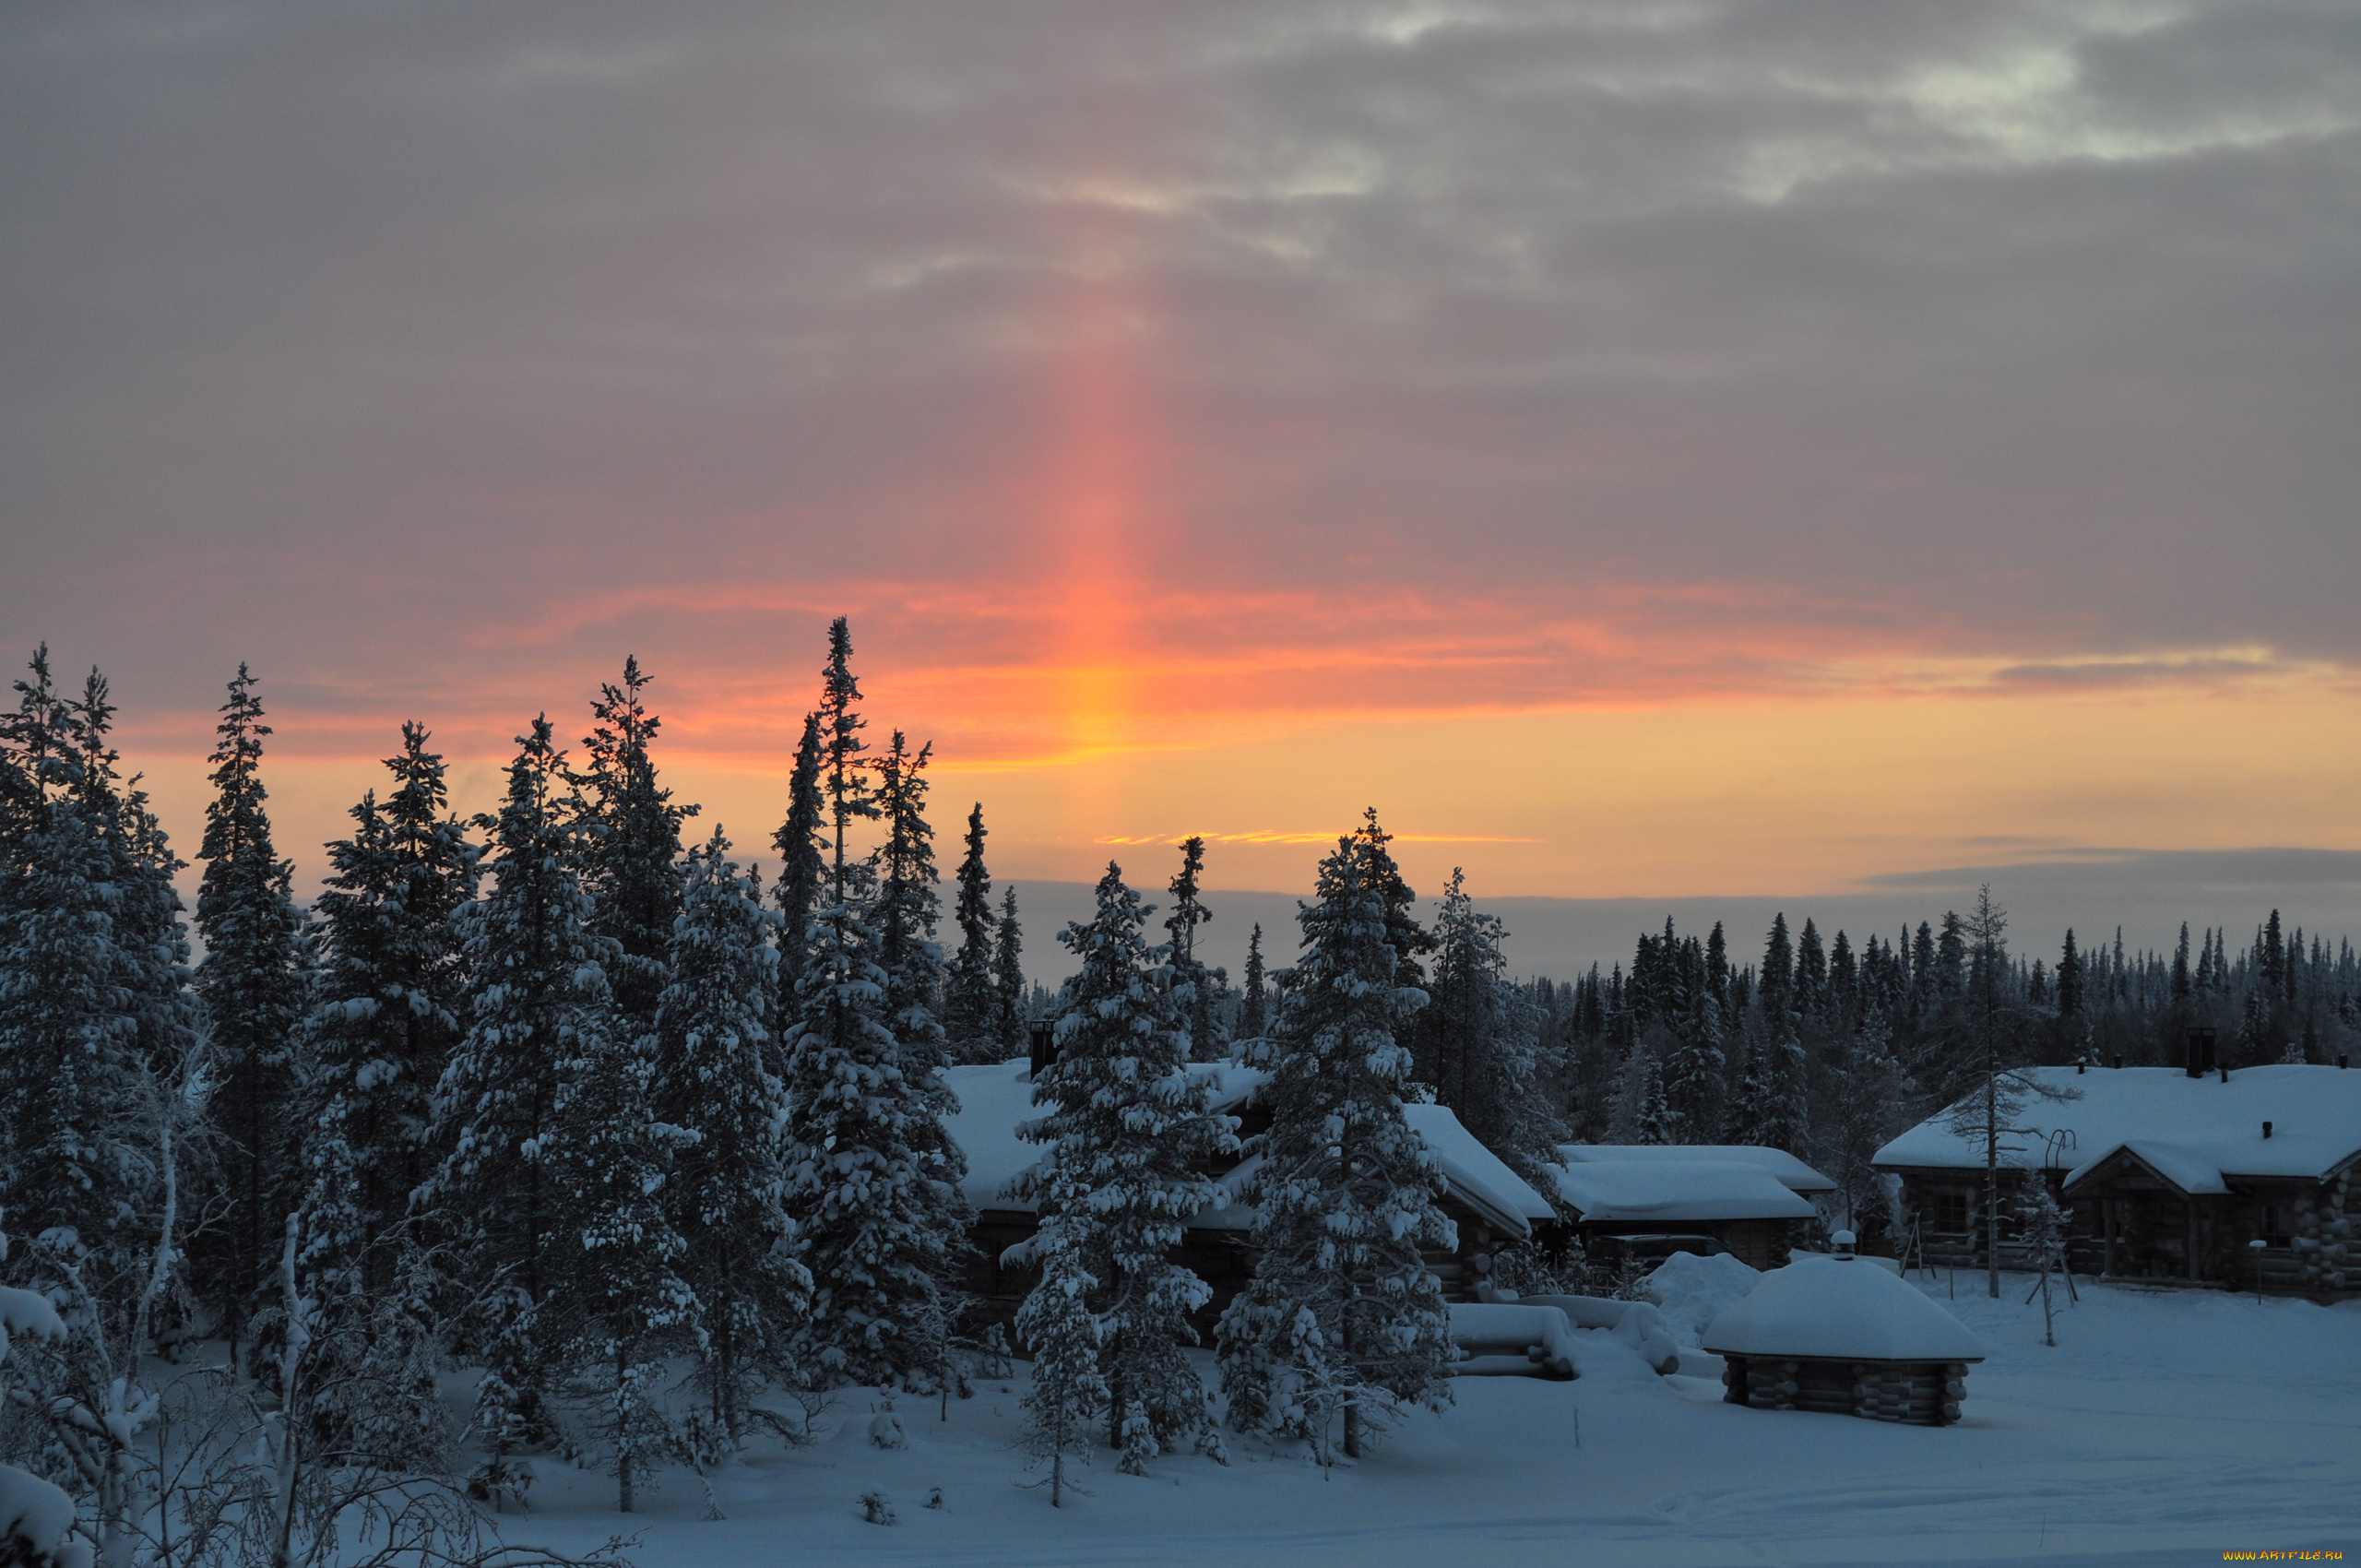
618;1340;635;1514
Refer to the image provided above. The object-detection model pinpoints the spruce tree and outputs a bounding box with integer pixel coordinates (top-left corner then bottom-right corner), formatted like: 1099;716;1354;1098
1164;837;1224;1063
994;885;1027;1058
2057;929;2084;1018
192;665;310;1354
575;657;694;1041
548;948;695;1514
1216;815;1453;1462
294;722;477;1473
771;712;827;1005
654;827;811;1439
1015;863;1231;1470
782;622;963;1389
1016;1249;1106;1507
300;723;477;1300
1729;914;1805;1152
1419;868;1553;1172
943;802;1002;1063
1239;923;1268;1040
0;655;200;1301
428;717;611;1491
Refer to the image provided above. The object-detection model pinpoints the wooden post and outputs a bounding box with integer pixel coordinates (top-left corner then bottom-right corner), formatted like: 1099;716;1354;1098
2186;1201;2200;1283
2102;1199;2116;1277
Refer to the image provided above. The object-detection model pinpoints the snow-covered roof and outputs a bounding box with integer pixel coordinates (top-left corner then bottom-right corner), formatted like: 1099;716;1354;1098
1556;1143;1837;1195
941;1058;1267;1215
1870;1064;2361;1196
942;1059;1555;1237
1542;1159;1817;1223
1701;1255;1987;1362
1403;1102;1560;1237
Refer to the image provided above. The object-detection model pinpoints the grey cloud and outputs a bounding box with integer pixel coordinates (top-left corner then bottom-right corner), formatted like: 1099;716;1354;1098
2;0;2357;722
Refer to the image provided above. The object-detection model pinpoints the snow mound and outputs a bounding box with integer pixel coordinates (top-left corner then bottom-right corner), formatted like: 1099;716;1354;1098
1449;1302;1581;1379
1519;1295;1683;1373
1702;1255;1986;1362
1643;1251;1762;1348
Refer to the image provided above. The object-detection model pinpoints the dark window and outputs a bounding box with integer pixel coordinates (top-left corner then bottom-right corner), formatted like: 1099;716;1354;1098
2260;1206;2291;1247
1931;1192;1970;1233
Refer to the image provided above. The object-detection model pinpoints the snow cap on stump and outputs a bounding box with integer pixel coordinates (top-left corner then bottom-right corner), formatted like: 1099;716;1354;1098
1702;1254;1986;1363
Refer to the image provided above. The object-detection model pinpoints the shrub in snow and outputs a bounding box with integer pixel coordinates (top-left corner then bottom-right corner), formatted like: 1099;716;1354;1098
978;1323;1016;1380
859;1486;896;1525
0;1226;87;1568
1216;814;1455;1463
868;1411;909;1450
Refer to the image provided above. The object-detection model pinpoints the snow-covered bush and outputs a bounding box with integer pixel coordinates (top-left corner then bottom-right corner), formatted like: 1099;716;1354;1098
858;1486;896;1525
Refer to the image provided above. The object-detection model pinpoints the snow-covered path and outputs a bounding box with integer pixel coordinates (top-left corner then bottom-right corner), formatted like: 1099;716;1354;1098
514;1276;2360;1568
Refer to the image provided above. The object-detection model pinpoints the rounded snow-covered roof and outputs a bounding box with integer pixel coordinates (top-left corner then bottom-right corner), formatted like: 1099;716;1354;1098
1701;1255;1986;1363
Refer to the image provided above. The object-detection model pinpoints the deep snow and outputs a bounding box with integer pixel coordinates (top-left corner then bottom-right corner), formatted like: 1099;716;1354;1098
499;1275;2359;1568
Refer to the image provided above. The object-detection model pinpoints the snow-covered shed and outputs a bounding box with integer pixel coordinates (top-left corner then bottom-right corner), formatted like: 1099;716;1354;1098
1702;1248;1986;1424
1546;1145;1836;1269
940;1060;1559;1319
1872;1063;2361;1295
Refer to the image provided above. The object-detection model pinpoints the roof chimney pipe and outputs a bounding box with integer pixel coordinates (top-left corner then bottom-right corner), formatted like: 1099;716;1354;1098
2114;1054;2124;1070
2218;1063;2229;1084
2263;1121;2273;1140
1028;1017;1058;1080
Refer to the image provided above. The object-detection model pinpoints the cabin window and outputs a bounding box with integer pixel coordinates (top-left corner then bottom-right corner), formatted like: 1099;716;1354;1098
2260;1206;2291;1248
1931;1192;1970;1234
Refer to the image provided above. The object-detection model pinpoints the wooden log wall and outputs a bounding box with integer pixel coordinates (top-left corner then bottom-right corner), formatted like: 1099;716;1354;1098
1722;1354;1967;1426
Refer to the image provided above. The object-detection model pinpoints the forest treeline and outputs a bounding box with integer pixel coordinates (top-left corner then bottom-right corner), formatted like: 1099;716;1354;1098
2;622;2355;1562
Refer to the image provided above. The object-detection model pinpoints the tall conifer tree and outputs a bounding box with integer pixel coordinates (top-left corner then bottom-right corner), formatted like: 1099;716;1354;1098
943;803;1002;1063
192;665;310;1353
772;713;827;1004
428;717;611;1490
654;827;810;1439
575;657;694;1040
994;886;1028;1057
1216;814;1453;1462
1016;863;1231;1471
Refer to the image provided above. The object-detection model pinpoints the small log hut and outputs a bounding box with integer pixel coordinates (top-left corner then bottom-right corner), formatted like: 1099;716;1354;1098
1703;1239;1986;1426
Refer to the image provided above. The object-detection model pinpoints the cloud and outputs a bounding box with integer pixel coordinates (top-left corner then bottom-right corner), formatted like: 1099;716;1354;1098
1;0;2355;787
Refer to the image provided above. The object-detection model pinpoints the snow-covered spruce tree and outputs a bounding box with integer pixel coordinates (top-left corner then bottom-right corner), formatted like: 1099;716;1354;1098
1014;863;1232;1472
870;732;973;1333
1417;868;1554;1175
1164;837;1225;1063
427;717;612;1496
575;656;695;1042
1239;923;1268;1041
297;721;478;1302
1632;1046;1673;1146
1660;992;1726;1146
943;802;1003;1063
1216;815;1453;1462
993;885;1027;1058
547;957;696;1514
0;655;199;1307
771;711;827;1008
1728;914;1807;1152
1015;1248;1106;1508
653;826;811;1440
292;722;479;1477
191;665;310;1355
783;621;963;1389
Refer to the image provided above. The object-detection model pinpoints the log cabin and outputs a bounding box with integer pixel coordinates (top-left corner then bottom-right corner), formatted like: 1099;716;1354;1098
1872;1062;2361;1298
1545;1144;1838;1269
941;1058;1560;1329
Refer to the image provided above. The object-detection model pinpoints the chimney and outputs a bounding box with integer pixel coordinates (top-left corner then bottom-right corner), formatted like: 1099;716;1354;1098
2114;1054;2124;1070
2077;1062;2085;1075
2218;1063;2229;1085
2263;1122;2273;1140
1028;1017;1058;1080
2187;1027;2216;1078
2342;1055;2350;1070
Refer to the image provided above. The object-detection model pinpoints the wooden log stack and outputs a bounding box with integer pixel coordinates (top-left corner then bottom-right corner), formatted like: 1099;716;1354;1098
1723;1354;1966;1425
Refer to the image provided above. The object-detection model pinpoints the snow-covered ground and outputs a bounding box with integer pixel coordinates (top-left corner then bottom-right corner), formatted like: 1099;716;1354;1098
509;1276;2361;1568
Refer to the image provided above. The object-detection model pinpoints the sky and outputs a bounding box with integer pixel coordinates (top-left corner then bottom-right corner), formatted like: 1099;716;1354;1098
4;1;2358;968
